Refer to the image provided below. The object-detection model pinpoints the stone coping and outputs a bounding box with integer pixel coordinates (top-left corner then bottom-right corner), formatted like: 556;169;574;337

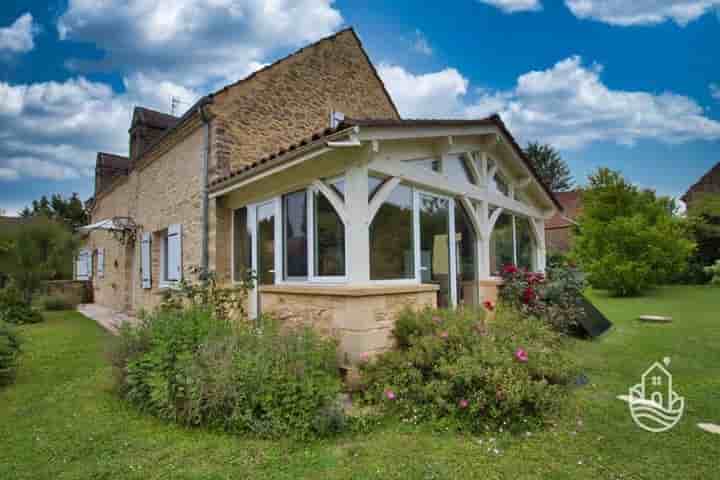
478;278;503;286
259;283;440;297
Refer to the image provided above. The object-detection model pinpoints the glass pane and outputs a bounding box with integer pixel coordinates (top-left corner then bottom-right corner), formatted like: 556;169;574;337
516;216;536;271
419;194;451;308
370;184;414;280
455;202;478;307
490;213;513;275
314;192;346;276
257;202;275;285
368;175;384;201
283;190;308;279
444;154;474;185
329;178;345;200
233;207;252;282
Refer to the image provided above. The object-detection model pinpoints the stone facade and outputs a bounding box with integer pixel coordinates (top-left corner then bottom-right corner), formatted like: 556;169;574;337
207;28;399;181
683;162;720;207
259;285;438;366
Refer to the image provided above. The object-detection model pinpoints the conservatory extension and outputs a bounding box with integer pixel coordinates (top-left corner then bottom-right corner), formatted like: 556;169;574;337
210;116;561;364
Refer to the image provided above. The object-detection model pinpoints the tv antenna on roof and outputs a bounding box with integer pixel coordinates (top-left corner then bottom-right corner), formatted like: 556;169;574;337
170;96;189;116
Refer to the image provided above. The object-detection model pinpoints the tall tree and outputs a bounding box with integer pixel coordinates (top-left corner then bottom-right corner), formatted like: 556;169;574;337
524;142;574;192
20;193;89;230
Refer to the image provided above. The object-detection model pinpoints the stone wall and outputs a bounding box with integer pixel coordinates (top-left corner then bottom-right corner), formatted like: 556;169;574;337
208;29;399;181
259;284;438;366
44;280;92;304
86;125;206;314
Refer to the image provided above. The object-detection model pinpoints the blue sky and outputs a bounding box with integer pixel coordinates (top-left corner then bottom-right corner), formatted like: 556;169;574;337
1;0;719;214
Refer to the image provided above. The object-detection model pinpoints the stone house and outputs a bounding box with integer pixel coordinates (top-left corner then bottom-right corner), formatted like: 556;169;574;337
545;190;581;253
79;28;560;364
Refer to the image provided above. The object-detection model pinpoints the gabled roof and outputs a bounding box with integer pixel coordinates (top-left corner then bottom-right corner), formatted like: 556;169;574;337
96;152;130;173
209;114;563;210
682;161;720;202
130;107;180;131
546;191;581;229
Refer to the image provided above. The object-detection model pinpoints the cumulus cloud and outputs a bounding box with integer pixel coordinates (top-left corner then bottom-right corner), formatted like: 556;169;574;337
711;83;720;101
381;57;720;149
378;64;468;118
412;30;433;56
0;13;39;56
58;0;343;89
565;0;720;26
0;77;133;182
477;0;542;13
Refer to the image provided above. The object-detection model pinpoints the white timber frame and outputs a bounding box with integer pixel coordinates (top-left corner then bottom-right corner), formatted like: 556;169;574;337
220;124;555;313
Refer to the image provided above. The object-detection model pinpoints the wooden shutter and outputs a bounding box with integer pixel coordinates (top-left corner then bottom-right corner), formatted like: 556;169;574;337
76;250;89;280
167;224;182;282
97;248;105;279
141;233;152;289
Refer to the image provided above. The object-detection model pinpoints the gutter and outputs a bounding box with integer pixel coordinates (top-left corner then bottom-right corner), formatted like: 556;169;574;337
198;97;213;281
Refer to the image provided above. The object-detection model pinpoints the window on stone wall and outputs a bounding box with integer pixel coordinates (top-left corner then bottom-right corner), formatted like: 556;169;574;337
370;183;414;280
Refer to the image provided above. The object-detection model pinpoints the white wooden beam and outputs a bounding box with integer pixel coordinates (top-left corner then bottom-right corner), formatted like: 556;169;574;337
464;153;483;186
459;196;482;240
515;177;532;190
368;177;401;223
312;179;348;225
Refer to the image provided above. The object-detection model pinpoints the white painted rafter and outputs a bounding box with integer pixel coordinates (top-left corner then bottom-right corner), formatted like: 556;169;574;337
368;177;402;223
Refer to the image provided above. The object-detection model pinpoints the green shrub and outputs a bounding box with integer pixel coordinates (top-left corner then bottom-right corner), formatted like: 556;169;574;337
0;285;43;325
111;306;343;439
705;260;720;286
38;294;77;311
498;263;586;335
0;321;21;386
359;307;576;433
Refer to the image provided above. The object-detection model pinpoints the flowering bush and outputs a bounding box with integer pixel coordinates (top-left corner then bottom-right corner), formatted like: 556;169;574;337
112;285;343;439
359;307;576;433
498;263;586;335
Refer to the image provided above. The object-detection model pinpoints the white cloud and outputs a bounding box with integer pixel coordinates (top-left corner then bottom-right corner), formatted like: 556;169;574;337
378;64;468;118
565;0;720;26
0;168;19;181
477;0;542;13
412;30;433;56
711;83;720;101
58;0;343;89
0;13;38;56
380;57;720;150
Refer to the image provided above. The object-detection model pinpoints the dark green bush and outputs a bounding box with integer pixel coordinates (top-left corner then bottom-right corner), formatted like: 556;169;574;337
359;307;576;433
0;321;21;386
38;294;77;311
111;306;343;439
0;285;43;325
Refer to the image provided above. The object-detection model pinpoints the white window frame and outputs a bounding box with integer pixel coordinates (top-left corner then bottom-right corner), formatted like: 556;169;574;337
97;248;105;279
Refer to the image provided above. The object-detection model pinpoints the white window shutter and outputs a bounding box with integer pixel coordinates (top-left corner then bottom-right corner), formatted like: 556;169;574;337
141;233;152;289
167;224;182;282
97;248;105;279
87;251;93;280
76;250;89;280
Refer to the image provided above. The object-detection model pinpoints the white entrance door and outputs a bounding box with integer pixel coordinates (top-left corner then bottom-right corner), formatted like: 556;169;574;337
248;198;282;318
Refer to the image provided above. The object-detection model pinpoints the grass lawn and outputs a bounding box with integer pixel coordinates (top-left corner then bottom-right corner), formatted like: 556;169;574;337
1;286;718;479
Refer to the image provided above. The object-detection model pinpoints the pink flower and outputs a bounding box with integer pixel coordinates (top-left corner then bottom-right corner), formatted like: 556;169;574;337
432;315;443;323
359;352;370;363
384;389;396;400
458;399;469;409
439;330;449;339
515;348;528;363
482;300;495;312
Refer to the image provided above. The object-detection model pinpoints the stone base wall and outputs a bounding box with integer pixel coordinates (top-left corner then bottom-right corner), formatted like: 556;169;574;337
259;284;438;366
44;280;92;304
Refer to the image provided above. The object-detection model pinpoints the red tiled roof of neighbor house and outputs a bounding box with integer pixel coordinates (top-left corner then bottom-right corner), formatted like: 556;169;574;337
682;161;720;203
546;190;582;229
209;114;564;210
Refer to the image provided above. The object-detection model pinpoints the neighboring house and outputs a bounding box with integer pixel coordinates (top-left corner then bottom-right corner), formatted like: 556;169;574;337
545;190;581;253
682;162;720;207
80;28;560;364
